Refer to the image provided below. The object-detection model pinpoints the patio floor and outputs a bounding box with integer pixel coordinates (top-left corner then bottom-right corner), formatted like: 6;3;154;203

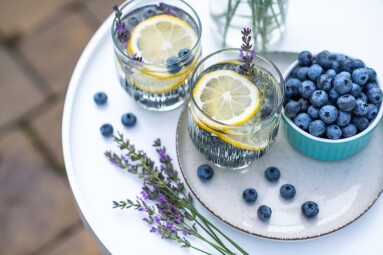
0;0;124;254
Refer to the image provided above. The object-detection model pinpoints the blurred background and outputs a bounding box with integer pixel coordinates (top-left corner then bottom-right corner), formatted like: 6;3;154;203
0;0;123;254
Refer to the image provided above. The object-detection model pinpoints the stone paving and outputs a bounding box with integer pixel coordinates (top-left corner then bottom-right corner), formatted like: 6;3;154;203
0;0;122;253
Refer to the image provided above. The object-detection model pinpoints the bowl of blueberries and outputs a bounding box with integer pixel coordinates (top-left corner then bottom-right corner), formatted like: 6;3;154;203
282;50;383;160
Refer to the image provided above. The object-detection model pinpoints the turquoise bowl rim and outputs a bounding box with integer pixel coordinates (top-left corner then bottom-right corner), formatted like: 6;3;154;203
282;57;383;160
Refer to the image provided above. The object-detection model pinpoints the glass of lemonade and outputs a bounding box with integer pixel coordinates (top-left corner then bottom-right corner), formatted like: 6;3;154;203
112;0;202;111
188;49;284;169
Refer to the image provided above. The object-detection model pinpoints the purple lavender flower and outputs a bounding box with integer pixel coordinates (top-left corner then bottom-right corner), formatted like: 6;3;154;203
239;27;257;81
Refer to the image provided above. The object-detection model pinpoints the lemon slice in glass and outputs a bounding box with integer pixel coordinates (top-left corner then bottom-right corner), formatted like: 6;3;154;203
128;14;198;76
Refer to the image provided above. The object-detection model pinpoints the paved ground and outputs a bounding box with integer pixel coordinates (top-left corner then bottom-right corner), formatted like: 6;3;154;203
0;0;124;254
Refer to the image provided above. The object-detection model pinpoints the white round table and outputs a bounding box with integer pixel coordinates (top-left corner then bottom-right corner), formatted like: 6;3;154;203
63;0;383;254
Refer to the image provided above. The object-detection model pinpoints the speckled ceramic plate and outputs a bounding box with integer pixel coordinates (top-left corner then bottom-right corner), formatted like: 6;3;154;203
176;52;383;240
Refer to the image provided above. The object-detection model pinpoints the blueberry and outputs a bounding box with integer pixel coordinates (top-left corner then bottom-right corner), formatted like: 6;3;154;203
319;105;338;124
353;99;368;116
365;82;379;91
336;54;348;62
326;124;342;139
341;58;354;72
264;166;281;182
330;60;341;73
166;57;181;73
357;92;368;103
352;68;369;85
121;113;137;127
325;69;337;78
333;73;352;95
328;88;340;102
351;83;362;97
178;48;195;66
310;90;328;108
316;51;332;69
317;74;333;91
242;188;258;203
94;92;108;105
336;94;355;112
298;98;310;112
197;164;214;181
285;78;301;98
338;71;351;78
280;184;296;200
366;67;377;82
290;65;301;78
284;100;300;118
309;120;326;137
298;51;313;66
367;87;382;104
299;80;316;99
100;123;113;137
352;59;365;69
336;111;351;127
342;123;357;138
127;16;139;27
257;205;272;221
294;113;312;130
352;116;369;131
296;67;309;81
260;103;272;118
301;201;319;218
307;105;319;119
366;104;378;120
307;64;324;81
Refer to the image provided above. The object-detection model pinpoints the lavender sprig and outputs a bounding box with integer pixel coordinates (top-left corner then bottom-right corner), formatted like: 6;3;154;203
155;2;173;15
239;28;257;82
105;132;249;255
113;5;130;46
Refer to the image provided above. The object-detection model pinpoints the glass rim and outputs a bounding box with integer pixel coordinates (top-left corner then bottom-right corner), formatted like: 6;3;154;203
111;0;202;68
189;48;285;129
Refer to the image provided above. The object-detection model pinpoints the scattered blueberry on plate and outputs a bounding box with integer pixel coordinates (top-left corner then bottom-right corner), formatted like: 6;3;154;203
257;205;272;221
197;164;214;181
280;184;296;200
242;188;258;204
100;123;113;137
94;92;108;105
121;113;137;127
264;166;281;182
284;50;382;139
301;201;319;218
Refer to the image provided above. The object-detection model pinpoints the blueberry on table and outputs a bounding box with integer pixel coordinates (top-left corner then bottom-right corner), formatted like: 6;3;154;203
309;120;326;137
197;164;214;181
121;113;137;127
298;51;313;66
264;166;281;182
280;184;296;200
257;205;272;221
178;48;195;66
166;57;182;74
242;188;258;203
301;201;319;218
100;123;113;137
94;92;107;105
319;105;338;124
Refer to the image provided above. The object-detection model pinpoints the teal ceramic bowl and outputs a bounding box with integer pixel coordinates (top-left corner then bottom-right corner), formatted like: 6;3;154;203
282;59;383;161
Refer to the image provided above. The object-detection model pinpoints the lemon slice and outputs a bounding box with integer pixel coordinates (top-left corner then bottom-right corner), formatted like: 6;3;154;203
193;70;261;126
128;14;198;73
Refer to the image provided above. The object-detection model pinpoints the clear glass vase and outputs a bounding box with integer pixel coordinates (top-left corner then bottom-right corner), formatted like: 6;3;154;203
210;0;288;52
